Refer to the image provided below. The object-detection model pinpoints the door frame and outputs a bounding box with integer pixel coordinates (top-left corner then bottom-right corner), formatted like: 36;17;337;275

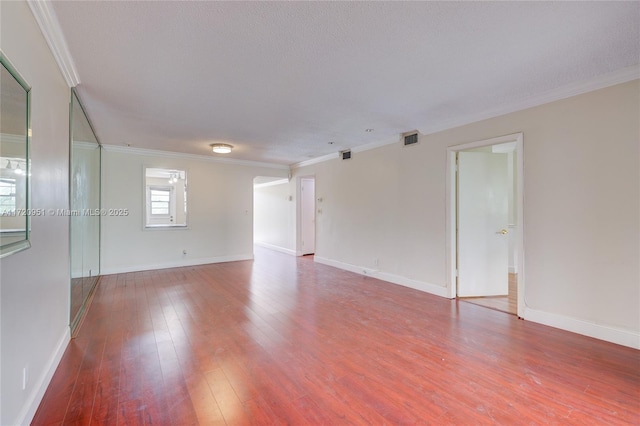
297;175;316;256
445;132;525;317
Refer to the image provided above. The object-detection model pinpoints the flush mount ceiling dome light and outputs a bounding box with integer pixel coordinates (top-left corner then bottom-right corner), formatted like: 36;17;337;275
211;143;233;154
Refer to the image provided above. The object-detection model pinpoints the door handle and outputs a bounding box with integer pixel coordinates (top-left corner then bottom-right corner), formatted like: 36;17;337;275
496;229;508;235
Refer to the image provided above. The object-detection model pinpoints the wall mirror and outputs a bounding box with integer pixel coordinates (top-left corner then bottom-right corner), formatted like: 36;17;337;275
0;52;31;258
145;167;188;228
70;89;101;331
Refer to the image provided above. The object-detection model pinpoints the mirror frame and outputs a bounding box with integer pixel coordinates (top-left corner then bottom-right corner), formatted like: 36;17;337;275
143;166;189;229
0;51;32;258
69;88;102;332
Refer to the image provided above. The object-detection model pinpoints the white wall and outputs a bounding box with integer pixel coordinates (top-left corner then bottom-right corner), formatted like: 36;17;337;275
293;80;640;347
0;2;72;424
507;151;517;273
101;148;288;274
253;180;296;255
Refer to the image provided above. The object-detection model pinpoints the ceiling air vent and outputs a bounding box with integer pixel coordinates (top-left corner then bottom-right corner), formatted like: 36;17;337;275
403;130;419;147
341;149;352;160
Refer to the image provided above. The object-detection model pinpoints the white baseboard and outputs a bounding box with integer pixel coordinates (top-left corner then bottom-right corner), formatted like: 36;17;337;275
254;241;296;256
16;326;71;426
314;256;448;298
314;256;639;349
524;307;640;350
100;253;253;275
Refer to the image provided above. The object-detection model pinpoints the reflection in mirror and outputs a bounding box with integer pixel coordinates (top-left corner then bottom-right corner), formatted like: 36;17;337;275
0;52;31;258
70;90;101;331
145;168;187;227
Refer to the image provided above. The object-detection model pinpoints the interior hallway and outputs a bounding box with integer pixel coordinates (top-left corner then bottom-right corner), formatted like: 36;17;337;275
33;248;639;424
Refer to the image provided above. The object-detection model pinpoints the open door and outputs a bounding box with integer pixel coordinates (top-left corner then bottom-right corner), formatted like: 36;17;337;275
457;151;509;297
300;177;315;255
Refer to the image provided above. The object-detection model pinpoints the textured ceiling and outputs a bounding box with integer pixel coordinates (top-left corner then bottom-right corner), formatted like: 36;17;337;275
50;1;639;165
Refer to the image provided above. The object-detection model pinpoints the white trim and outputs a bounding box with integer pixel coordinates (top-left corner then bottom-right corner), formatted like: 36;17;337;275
254;241;296;256
350;135;400;154
102;144;289;170
446;133;525;315
314;256;449;298
15;326;71;426
27;0;80;87
298;176;316;255
100;253;253;275
292;69;639;169
450;132;525;151
419;65;639;137
420;64;640;138
291;135;400;169
292;152;338;169
253;178;289;189
295;175;317;256
524;307;640;350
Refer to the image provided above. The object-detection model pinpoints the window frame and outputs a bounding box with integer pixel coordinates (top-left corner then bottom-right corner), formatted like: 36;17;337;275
0;178;17;214
148;186;173;218
143;167;188;229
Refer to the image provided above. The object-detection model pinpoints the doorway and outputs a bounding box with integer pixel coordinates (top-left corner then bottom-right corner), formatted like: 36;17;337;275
447;133;524;317
299;177;316;255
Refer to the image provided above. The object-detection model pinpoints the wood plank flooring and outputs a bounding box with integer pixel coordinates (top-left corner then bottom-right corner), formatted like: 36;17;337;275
33;247;639;425
461;273;518;315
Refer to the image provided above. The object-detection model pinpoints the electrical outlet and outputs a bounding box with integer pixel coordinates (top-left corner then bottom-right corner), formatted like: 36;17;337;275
182;249;187;255
373;258;379;267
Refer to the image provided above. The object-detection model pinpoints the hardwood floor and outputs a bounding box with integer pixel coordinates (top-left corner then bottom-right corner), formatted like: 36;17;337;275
33;248;639;425
461;273;518;315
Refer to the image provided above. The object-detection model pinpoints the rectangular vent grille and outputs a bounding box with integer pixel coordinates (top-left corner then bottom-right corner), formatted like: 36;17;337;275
341;150;352;160
404;133;419;146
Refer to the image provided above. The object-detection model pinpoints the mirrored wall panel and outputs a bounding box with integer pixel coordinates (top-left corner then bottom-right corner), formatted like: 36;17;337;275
0;52;31;258
70;90;101;331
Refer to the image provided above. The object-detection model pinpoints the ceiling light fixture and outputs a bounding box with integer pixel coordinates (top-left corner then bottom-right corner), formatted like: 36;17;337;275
5;160;12;170
211;143;233;154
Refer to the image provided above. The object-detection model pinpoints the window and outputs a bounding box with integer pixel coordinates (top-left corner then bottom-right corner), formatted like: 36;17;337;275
145;168;187;228
150;187;171;216
0;178;16;214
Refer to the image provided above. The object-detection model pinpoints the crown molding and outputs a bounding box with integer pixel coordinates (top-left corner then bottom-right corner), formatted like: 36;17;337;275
417;64;640;136
27;0;80;87
101;144;290;170
293;65;639;169
291;134;402;169
351;135;401;154
253;178;289;189
291;152;338;169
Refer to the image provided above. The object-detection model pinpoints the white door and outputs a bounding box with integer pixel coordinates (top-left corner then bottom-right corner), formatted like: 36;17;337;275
457;152;509;297
301;178;315;255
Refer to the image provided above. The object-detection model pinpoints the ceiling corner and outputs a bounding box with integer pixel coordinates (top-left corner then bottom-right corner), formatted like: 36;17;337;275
27;0;80;87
